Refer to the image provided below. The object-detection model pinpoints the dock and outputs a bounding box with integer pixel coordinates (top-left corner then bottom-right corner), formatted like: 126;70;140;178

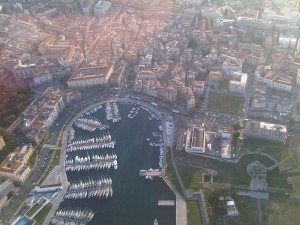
139;169;162;177
158;200;175;206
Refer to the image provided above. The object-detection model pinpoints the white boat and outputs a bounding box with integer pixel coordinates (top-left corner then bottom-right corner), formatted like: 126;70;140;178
154;219;158;225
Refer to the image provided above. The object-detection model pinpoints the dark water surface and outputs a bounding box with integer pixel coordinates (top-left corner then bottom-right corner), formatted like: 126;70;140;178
61;102;176;225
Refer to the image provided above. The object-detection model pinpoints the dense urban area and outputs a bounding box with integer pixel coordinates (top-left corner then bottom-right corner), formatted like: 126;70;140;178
0;0;299;224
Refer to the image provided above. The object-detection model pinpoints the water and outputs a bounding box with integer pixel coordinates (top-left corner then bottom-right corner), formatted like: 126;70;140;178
61;102;176;225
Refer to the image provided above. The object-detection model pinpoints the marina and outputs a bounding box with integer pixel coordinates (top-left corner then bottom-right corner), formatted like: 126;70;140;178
56;101;175;225
50;208;94;225
75;117;109;132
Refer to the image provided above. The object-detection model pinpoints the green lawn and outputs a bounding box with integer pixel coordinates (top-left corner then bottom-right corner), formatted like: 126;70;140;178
33;203;52;225
165;149;185;198
226;193;300;225
26;202;43;217
177;164;203;190
175;151;292;188
187;201;203;225
239;138;291;164
208;92;244;115
265;194;300;225
27;150;38;169
261;146;291;162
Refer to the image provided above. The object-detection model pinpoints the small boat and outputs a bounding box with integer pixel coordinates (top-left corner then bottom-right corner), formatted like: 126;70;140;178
154;219;158;225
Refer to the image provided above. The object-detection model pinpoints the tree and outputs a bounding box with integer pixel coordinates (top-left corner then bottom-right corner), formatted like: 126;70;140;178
187;38;197;50
232;122;240;131
208;188;231;216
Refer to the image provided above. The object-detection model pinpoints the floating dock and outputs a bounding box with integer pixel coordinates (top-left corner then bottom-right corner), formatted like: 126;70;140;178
139;169;162;177
158;200;175;206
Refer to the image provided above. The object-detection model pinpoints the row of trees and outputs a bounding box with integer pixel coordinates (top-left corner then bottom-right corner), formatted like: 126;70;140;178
0;128;19;163
0;86;33;128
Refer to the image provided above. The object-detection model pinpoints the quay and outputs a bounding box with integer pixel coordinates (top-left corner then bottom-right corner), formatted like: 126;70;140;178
139;169;162;177
158;200;175;206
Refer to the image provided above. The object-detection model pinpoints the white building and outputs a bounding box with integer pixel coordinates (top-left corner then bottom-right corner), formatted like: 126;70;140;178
185;127;206;153
229;71;248;94
262;9;299;27
67;66;113;89
201;9;223;23
33;73;53;86
297;69;300;85
255;71;293;92
94;1;112;17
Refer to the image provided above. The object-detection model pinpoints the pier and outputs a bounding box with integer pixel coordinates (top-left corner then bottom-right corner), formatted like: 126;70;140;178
158;200;175;206
139;169;162;177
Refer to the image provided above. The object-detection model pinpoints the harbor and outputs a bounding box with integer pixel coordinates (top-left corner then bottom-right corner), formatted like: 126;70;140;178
47;99;179;225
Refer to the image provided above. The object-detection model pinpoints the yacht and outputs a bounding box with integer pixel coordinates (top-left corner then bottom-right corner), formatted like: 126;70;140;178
154;219;158;225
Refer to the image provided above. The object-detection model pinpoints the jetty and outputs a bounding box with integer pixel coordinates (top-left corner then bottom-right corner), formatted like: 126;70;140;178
139;169;162;177
158;200;175;206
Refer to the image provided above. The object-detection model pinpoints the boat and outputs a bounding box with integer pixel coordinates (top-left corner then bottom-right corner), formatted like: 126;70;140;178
154;219;158;225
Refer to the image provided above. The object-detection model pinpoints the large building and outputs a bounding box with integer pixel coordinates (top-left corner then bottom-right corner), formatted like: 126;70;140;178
0;144;34;182
255;70;293;92
67;65;114;89
185;127;206;153
244;120;287;143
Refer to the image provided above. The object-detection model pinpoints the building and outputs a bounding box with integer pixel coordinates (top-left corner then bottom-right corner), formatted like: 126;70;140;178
296;69;300;86
262;9;299;27
136;70;157;81
201;9;223;23
33;72;53;86
184;87;195;110
244;120;287;143
229;71;248;94
252;82;267;110
236;17;273;30
22;87;80;143
94;1;112;17
0;136;5;150
185;127;206;153
12;63;37;82
192;81;205;95
255;70;293;92
0;159;31;183
82;0;94;16
67;65;114;89
0;179;16;209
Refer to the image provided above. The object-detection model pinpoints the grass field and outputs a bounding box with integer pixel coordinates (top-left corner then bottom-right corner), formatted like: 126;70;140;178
265;194;300;225
225;196;267;225
33;203;52;225
239;138;292;166
177;164;203;190
175;151;293;188
187;201;203;225
208;92;244;115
